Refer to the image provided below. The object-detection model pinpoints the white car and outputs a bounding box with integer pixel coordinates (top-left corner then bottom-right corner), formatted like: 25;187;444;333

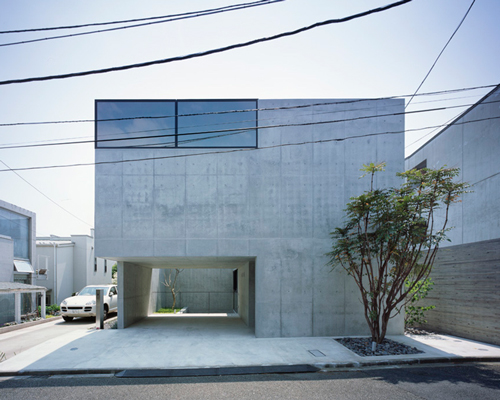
60;285;118;322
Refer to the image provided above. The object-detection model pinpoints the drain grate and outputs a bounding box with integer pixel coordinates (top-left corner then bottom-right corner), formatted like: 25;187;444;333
308;350;326;357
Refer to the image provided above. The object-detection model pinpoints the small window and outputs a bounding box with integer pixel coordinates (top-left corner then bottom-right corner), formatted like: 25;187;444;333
14;260;34;273
104;259;107;273
94;258;97;272
414;160;427;170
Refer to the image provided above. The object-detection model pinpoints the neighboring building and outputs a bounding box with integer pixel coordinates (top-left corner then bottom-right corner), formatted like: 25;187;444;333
405;84;500;345
0;200;39;324
94;98;405;337
36;230;114;305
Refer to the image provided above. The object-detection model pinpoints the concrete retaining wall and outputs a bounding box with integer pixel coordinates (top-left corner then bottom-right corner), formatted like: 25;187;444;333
421;239;500;346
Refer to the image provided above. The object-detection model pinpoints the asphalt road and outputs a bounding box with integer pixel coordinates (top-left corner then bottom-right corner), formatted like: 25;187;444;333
0;363;499;400
0;315;115;361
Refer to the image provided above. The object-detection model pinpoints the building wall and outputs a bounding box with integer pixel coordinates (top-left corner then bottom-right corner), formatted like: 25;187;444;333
96;98;405;337
405;85;500;345
36;244;74;304
405;85;500;247
151;268;234;313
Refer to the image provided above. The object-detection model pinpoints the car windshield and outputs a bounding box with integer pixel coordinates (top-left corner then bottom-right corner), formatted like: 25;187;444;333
78;287;109;296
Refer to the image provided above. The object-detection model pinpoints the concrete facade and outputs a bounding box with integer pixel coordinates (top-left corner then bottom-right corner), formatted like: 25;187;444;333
405;85;500;345
95;98;405;337
405;85;500;246
150;268;234;313
36;231;113;305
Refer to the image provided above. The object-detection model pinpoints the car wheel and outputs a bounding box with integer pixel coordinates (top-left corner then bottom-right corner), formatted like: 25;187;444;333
63;316;73;322
103;305;108;320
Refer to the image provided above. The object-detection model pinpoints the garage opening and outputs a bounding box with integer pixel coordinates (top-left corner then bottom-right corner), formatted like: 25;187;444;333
117;257;255;334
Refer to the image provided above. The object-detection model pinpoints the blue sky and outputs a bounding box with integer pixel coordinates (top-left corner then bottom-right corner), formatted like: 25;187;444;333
0;0;498;236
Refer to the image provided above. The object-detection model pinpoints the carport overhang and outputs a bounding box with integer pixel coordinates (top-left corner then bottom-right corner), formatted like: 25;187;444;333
0;282;47;322
115;257;255;331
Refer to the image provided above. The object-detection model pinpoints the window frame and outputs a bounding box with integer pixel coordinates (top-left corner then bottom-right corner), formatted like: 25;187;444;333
95;99;258;149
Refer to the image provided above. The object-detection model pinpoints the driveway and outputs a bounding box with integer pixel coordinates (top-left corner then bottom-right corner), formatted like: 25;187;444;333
0;316;109;362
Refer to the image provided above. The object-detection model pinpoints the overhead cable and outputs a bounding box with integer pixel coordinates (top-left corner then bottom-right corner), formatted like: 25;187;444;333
1;98;499;151
2;114;499;173
405;0;476;109
0;0;284;48
0;82;495;128
0;159;92;226
0;0;412;86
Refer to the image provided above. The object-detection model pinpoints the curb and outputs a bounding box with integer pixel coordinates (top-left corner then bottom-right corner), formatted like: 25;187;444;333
0;316;62;335
315;356;500;370
1;357;499;378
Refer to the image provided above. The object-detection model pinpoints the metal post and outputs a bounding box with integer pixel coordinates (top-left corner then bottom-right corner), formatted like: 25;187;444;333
14;292;21;323
41;291;46;319
96;289;104;329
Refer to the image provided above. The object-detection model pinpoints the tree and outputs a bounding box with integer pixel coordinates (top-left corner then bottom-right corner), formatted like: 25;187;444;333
327;162;469;346
404;277;435;328
162;268;183;311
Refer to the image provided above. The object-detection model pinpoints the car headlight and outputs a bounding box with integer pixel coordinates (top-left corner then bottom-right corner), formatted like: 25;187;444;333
85;300;96;306
61;300;67;306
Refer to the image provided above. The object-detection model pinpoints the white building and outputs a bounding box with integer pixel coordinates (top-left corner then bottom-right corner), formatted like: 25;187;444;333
0;200;45;324
36;230;114;305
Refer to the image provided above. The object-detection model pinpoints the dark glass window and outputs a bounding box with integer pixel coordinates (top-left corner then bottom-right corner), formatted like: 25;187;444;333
0;208;30;259
95;100;257;148
96;101;176;148
177;101;257;147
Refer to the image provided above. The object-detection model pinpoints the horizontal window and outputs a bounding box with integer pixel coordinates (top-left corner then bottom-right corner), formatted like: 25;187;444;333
96;100;258;148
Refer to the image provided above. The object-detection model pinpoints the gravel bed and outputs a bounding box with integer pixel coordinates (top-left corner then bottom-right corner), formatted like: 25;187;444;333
336;337;424;357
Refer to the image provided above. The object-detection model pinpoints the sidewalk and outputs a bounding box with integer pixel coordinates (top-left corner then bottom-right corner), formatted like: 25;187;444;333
1;314;499;377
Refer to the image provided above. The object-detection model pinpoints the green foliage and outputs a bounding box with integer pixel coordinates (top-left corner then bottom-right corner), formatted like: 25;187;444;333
112;263;118;277
327;163;469;344
155;308;180;314
38;304;61;317
405;278;435;328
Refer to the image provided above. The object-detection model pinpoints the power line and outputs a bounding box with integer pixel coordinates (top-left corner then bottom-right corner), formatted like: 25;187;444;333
0;1;283;48
2;113;499;173
1;98;499;151
405;0;476;109
0;0;281;34
0;83;495;128
0;0;412;86
0;90;486;149
0;159;92;227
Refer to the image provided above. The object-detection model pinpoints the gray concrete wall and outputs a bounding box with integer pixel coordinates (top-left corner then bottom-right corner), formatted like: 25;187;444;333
151;268;233;313
118;261;152;328
238;261;255;327
405;85;500;247
96;98;405;337
420;239;500;346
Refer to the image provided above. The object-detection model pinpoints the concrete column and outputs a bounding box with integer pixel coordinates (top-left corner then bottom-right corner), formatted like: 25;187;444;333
14;292;21;323
118;261;152;329
41;291;46;319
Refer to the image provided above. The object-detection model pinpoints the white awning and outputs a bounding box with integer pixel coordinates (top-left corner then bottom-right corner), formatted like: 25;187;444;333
13;260;34;273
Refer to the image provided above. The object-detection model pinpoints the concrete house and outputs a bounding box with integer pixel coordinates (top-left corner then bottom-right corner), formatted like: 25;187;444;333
405;84;500;345
94;98;405;337
36;230;113;305
0;200;45;324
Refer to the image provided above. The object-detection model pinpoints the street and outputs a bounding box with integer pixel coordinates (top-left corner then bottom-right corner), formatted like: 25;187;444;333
0;316;111;362
0;363;499;399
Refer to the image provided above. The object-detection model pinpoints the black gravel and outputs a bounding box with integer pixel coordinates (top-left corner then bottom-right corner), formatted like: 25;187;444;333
336;337;424;357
